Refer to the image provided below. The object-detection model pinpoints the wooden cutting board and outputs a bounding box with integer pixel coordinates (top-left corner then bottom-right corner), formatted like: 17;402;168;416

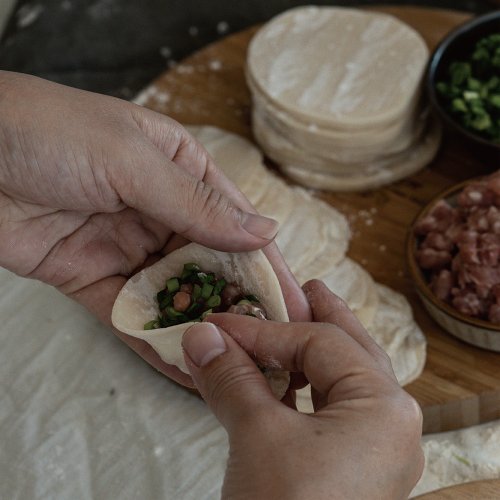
414;479;500;499
136;6;500;433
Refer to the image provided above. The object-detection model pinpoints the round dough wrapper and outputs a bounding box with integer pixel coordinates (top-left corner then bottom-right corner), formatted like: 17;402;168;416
272;188;351;276
320;257;379;328
252;175;297;224
367;284;426;386
111;242;290;399
275;118;442;192
252;102;430;171
185;127;350;266
248;73;425;157
186;125;268;196
247;6;429;130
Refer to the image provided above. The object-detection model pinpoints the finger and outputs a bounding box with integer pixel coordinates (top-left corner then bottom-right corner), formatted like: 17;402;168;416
111;144;279;252
176;133;311;322
207;314;393;399
129;111;311;322
162;234;190;254
281;387;298;410
182;322;280;433
303;279;393;375
264;243;311;322
69;275;195;388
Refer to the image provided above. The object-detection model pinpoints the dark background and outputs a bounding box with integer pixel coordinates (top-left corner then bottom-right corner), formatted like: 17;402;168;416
1;0;498;99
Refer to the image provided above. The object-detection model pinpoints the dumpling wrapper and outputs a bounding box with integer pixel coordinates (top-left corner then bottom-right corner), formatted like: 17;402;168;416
111;242;290;399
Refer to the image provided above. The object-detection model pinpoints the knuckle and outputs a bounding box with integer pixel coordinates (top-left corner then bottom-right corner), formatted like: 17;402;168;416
205;361;262;413
383;390;423;435
375;349;394;373
188;180;236;224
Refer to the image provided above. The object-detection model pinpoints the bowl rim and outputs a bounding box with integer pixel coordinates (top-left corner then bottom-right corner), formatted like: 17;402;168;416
426;10;500;150
407;177;500;332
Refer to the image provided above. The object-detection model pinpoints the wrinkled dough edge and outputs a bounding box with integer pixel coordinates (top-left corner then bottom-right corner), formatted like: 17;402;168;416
112;242;290;399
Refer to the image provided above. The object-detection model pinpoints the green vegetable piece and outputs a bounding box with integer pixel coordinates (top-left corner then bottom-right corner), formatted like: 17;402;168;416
452;453;472;467
192;283;201;300
184;263;200;272
451;99;469;113
213;278;226;296
471;114;492;131
197;272;215;284
237;299;252;306
200;308;213;320
144;320;158;330
201;282;214;299
186;301;203;315
463;90;479;101
166;306;183;318
487;76;499;89
436;81;448;95
244;294;260;302
206;295;221;308
472;46;489;62
467;77;481;91
490;95;500;108
157;289;172;309
159;294;173;310
450;62;470;86
166;278;179;293
181;263;201;280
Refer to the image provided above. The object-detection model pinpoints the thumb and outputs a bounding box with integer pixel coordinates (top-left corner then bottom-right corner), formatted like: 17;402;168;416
114;146;279;252
182;322;278;433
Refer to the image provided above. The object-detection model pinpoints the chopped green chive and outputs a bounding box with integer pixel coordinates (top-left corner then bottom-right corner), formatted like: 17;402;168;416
437;33;500;142
213;278;226;296
201;282;214;299
200;308;213;320
166;278;179;293
206;295;221;308
144;263;266;329
244;294;259;302
192;283;201;300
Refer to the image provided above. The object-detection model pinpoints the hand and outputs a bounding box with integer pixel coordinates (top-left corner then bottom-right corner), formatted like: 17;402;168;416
182;280;424;499
0;71;310;386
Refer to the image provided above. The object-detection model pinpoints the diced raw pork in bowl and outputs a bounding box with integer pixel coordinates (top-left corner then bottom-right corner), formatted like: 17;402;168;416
407;172;500;351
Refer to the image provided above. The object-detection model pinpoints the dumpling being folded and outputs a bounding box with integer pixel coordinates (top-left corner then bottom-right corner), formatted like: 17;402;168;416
111;242;290;398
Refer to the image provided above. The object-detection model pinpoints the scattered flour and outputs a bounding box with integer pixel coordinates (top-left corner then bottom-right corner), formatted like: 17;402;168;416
216;21;229;35
131;85;172;108
16;3;44;28
159;46;172;59
411;419;500;497
208;60;222;71
60;0;72;11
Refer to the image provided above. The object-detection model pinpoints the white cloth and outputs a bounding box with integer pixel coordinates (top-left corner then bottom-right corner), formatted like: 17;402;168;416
2;268;500;498
0;269;226;499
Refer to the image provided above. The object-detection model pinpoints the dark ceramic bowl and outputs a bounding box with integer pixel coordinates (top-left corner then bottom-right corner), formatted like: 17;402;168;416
427;10;500;163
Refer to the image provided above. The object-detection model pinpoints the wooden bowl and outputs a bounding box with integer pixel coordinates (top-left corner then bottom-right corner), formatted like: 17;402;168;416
407;179;500;351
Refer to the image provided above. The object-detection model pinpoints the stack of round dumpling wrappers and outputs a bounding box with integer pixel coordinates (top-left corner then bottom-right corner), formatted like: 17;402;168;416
246;6;442;191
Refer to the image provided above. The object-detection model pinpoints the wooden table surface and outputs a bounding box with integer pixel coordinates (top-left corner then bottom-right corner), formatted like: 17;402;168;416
415;479;500;499
137;6;500;433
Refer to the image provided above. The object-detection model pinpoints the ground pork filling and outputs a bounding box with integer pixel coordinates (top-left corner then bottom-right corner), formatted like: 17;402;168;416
414;171;500;324
144;263;268;330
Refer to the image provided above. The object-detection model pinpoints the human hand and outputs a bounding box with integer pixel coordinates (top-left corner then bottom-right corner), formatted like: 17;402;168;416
0;71;310;386
182;280;424;499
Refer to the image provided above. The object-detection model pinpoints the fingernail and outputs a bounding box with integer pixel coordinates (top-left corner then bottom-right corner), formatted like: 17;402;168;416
241;212;279;240
182;323;227;367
